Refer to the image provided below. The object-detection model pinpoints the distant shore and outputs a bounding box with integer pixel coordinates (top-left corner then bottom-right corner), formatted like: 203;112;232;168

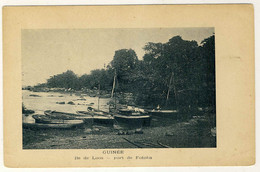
23;87;140;108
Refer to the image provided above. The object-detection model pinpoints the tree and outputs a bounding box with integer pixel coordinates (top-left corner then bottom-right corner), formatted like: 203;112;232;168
197;34;215;108
110;49;139;92
40;34;215;113
137;36;200;109
47;70;79;90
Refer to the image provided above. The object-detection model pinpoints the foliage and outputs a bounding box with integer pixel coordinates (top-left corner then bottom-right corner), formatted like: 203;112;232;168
38;34;215;111
110;49;139;92
47;70;79;90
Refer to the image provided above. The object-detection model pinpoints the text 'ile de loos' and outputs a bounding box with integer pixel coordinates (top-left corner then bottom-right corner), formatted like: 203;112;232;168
74;150;152;160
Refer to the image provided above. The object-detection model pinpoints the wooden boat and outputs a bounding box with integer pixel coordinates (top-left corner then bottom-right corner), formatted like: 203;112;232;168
77;110;114;125
32;114;84;124
32;114;60;124
145;71;179;120
44;110;93;123
109;70;151;128
23;119;84;129
113;109;151;127
146;109;178;119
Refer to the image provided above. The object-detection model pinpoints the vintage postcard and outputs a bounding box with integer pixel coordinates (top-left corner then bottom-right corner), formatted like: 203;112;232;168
3;5;254;167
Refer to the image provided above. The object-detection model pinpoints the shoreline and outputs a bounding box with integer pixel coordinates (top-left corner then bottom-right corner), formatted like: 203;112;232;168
23;116;216;149
22;89;216;149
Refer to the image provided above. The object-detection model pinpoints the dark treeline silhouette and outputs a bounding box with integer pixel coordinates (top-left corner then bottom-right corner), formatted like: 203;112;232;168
37;35;215;110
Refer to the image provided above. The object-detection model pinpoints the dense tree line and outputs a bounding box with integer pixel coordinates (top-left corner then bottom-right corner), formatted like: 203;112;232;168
43;35;215;110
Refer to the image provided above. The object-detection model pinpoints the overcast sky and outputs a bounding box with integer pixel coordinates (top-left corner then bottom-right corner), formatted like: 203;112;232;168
22;28;214;86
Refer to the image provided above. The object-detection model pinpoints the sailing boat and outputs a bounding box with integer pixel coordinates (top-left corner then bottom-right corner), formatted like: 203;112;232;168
146;72;179;119
113;107;151;128
77;83;114;125
110;69;152;128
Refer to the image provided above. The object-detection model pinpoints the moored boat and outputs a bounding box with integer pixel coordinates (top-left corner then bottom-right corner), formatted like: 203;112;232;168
146;109;178;119
113;108;151;128
23;119;84;129
77;109;114;125
44;110;93;124
108;70;151;128
32;114;84;124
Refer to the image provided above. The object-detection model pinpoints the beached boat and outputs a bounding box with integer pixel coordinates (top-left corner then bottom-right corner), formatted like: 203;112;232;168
44;110;93;123
77;109;114;125
145;71;180;120
109;70;151;128
23;119;84;129
32;114;84;124
76;83;114;125
146;109;178;119
113;109;151;127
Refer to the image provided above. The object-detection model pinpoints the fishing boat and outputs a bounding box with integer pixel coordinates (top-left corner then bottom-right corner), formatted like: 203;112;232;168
22;119;84;129
33;114;71;123
113;108;151;127
147;71;180;119
109;70;151;128
44;110;93;124
76;83;114;125
32;114;83;124
77;108;114;125
146;109;178;119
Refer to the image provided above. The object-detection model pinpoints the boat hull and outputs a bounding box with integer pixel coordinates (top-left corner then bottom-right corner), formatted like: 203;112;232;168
23;121;84;129
77;110;114;125
114;114;151;128
147;110;178;119
44;110;93;124
93;117;114;125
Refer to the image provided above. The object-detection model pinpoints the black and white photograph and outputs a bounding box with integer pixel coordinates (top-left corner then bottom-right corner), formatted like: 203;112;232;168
22;28;216;149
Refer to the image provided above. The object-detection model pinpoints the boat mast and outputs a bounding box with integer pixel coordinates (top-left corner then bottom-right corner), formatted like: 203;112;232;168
98;83;100;110
111;69;116;98
166;72;173;103
166;71;178;108
114;80;117;110
110;69;117;111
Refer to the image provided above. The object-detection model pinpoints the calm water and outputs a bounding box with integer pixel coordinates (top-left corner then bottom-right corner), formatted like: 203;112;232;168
22;90;111;123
